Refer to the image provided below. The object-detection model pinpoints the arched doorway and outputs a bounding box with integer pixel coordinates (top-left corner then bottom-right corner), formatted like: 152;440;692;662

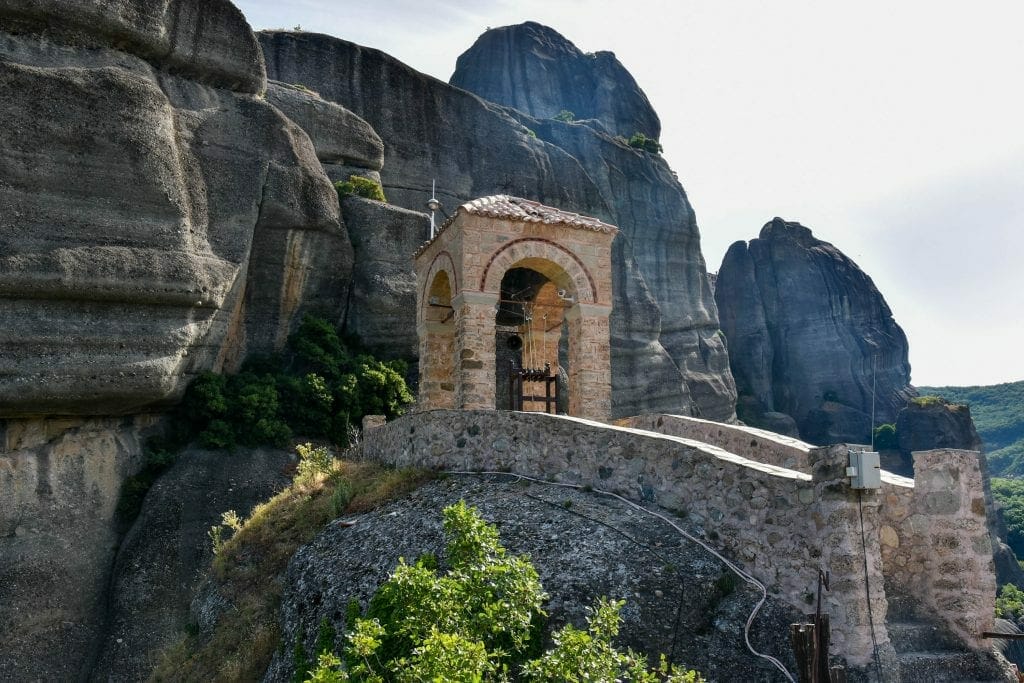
495;267;570;412
413;195;616;421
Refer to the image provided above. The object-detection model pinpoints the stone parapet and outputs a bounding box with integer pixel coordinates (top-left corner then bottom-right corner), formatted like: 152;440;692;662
619;413;814;471
879;449;995;649
354;409;892;666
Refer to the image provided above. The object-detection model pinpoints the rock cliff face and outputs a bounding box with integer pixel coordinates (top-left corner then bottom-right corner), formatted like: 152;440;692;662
90;448;291;682
715;218;914;444
0;2;357;679
0;0;349;418
258;29;736;419
0;416;155;681
450;22;661;140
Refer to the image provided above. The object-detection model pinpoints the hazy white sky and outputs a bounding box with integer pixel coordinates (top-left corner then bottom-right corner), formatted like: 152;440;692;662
236;0;1024;387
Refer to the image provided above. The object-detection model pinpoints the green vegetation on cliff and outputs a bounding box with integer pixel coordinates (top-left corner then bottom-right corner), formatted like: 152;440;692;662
919;380;1024;476
304;502;702;682
153;451;433;682
182;315;412;450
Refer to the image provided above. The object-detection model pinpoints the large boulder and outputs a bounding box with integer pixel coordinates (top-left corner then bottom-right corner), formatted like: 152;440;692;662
0;0;350;417
896;398;983;454
715;218;915;444
89;447;292;683
258;29;736;420
450;21;660;140
264;475;798;681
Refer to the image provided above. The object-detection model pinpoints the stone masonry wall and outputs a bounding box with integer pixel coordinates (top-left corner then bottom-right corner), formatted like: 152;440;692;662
878;449;995;648
619;413;814;471
354;409;892;666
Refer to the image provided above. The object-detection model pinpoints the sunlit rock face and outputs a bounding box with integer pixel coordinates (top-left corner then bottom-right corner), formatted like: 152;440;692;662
715;218;915;444
0;0;349;417
450;21;661;140
258;28;737;420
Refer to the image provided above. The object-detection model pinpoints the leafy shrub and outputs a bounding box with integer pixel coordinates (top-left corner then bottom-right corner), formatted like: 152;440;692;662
996;583;1024;625
306;502;704;681
873;423;899;450
554;109;575;122
334;176;387;202
296;443;335;482
628;132;663;154
180;315;413;450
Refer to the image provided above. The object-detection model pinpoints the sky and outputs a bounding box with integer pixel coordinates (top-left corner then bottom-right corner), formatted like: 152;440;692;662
235;0;1024;387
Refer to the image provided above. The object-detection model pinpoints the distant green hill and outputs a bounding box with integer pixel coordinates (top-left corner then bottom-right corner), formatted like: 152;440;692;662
918;380;1024;476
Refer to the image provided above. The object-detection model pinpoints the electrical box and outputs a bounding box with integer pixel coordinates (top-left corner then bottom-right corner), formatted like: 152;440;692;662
846;450;881;489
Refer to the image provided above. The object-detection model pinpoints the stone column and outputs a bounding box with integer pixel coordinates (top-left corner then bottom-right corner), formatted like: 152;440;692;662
566;303;611;421
453;291;498;410
416;320;456;410
809;445;896;673
910;449;995;649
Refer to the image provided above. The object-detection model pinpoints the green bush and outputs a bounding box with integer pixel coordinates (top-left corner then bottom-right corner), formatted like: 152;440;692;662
873;423;899;450
996;583;1024;625
335;176;387;202
554;109;575;122
180;315;413;450
628;132;663;154
305;502;704;682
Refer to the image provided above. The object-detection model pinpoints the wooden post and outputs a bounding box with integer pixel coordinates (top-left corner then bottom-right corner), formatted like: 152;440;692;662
790;623;815;683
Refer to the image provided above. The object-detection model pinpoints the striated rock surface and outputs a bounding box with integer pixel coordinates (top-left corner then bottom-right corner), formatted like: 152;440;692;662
450;22;660;139
265;80;384;183
340;197;428;359
715;218;915;444
0;417;155;682
265;475;798;682
895;398;983;454
259;29;736;420
0;0;348;417
90;447;292;682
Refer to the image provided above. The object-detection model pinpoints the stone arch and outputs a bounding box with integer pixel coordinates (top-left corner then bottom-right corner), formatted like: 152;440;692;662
418;251;458;325
480;238;597;304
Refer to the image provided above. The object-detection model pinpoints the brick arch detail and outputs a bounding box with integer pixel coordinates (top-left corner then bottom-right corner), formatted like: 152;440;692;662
479;238;597;304
419;251;458;324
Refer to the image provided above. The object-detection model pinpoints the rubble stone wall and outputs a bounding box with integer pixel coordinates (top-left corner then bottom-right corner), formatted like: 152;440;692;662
878;449;995;648
354;409;892;666
618;413;814;471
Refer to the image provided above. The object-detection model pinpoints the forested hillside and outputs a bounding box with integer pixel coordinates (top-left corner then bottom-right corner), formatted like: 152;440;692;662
919;380;1024;476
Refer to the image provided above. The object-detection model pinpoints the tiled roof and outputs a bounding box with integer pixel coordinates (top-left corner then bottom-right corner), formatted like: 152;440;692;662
456;195;617;232
416;195;617;256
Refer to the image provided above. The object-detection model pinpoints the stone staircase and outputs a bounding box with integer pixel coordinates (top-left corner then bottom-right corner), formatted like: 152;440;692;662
886;596;1013;682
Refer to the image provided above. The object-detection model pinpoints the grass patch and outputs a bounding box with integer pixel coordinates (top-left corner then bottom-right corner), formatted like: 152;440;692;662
151;458;433;682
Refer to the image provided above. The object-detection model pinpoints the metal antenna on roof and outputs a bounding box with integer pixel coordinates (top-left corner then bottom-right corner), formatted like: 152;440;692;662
427;180;437;240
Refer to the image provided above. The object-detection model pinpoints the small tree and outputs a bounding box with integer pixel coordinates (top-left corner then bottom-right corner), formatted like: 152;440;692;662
873;423;898;450
554;110;575;122
304;502;703;681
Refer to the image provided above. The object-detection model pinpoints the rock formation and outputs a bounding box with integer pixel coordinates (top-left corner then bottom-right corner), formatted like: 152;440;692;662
0;0;349;418
265;80;384;184
450;21;661;140
262;475;798;681
895;398;983;454
258;28;736;420
0;1;354;678
340;197;428;360
89;447;292;682
715;218;915;444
